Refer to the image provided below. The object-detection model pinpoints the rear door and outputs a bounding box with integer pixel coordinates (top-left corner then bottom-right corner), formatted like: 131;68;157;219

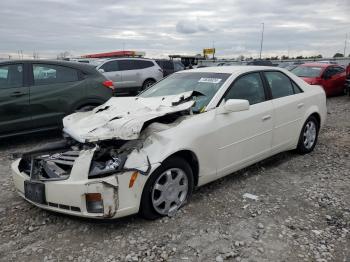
263;71;305;153
118;59;139;88
28;63;83;128
0;63;31;135
99;60;122;87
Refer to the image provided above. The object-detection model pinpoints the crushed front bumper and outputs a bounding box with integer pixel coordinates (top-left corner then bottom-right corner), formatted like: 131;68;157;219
12;158;120;218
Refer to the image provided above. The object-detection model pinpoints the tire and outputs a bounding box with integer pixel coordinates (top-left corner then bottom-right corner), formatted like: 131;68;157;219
140;156;194;220
142;79;156;91
296;115;319;154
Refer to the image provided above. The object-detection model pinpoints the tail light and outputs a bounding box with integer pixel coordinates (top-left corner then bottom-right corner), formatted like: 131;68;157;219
103;80;115;90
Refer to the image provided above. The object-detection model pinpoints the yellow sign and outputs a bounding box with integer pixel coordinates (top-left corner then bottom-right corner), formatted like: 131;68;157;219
203;48;215;56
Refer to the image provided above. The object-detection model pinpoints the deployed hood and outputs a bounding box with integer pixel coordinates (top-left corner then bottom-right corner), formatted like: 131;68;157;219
63;91;196;143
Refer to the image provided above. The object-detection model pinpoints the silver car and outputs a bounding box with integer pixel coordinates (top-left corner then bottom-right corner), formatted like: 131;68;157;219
95;58;163;94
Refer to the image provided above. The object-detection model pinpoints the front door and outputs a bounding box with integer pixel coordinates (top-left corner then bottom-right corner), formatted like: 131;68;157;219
0;63;31;135
216;72;273;176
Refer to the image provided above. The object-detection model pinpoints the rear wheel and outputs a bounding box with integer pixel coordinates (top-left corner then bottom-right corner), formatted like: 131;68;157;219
140;156;194;220
142;79;156;91
296;115;319;154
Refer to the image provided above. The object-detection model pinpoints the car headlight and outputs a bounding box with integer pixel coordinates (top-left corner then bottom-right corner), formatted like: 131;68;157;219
89;155;127;179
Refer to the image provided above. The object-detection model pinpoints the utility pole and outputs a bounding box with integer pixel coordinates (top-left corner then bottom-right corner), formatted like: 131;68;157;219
259;22;264;59
344;33;348;57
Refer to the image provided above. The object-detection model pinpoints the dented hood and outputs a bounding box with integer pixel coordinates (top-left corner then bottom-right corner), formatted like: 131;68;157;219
63;91;195;143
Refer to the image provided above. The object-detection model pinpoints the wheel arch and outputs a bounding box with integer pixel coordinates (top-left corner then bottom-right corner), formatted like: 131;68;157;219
142;78;156;86
309;112;321;128
161;150;199;187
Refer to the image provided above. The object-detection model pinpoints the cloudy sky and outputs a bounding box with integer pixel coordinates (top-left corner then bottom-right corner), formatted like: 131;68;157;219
1;0;349;59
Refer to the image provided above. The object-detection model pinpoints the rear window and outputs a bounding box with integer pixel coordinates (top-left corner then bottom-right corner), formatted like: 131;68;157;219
292;66;323;78
33;64;79;85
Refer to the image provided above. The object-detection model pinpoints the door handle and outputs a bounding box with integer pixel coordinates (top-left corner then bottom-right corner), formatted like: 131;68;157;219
10;92;26;97
262;115;271;121
297;103;304;108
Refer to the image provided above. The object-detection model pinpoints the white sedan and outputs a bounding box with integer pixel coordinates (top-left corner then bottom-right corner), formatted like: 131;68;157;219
12;66;327;219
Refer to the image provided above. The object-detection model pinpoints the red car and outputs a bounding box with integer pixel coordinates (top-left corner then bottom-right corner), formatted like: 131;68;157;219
291;63;346;96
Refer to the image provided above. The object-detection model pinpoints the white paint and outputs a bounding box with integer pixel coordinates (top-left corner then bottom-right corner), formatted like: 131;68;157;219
12;66;327;219
63;91;195;142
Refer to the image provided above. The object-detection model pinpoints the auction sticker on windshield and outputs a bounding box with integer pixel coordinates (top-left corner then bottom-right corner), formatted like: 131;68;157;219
198;78;222;84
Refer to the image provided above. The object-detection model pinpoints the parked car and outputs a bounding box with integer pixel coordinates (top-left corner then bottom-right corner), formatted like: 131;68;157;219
95;58;163;94
155;59;185;77
291;63;346;96
0;60;113;138
285;64;300;71
345;76;350;96
12;66;326;220
247;60;273;66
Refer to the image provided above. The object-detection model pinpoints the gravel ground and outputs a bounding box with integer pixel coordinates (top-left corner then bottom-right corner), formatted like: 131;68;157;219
0;96;349;262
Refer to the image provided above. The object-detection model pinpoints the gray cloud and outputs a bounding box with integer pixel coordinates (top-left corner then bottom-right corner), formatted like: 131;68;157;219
176;19;210;34
0;0;349;59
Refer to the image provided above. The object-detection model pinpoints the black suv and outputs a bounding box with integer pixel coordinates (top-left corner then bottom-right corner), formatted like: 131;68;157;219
0;60;113;138
155;60;185;77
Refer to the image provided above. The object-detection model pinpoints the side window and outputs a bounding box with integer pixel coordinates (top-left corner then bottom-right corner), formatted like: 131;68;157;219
0;64;23;89
224;72;266;105
292;81;303;94
264;71;294;99
163;61;173;70
33;64;79;85
174;62;184;71
101;61;119;72
334;66;345;74
136;60;154;69
119;60;135;70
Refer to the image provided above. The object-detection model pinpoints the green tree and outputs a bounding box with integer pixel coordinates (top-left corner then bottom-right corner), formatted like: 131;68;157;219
333;53;344;58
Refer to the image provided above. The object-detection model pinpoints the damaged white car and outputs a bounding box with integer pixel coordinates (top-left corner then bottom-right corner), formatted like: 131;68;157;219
12;66;327;219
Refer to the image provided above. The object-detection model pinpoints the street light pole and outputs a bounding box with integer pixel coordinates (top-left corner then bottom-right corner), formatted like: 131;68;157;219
259;22;264;59
344;33;348;57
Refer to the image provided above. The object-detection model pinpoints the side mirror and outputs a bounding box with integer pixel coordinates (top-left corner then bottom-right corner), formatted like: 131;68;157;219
217;99;250;114
98;68;105;73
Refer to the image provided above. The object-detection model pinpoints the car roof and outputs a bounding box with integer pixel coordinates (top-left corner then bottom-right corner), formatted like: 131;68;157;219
181;65;282;75
298;63;332;68
0;59;99;74
102;57;155;62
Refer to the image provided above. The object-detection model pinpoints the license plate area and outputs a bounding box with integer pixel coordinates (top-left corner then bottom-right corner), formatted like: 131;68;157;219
24;181;46;204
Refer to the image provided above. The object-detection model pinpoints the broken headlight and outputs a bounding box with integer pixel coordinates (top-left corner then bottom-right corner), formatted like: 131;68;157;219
89;154;127;178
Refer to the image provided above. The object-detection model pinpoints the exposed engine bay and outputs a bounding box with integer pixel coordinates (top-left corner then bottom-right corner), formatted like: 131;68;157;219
17;91;199;181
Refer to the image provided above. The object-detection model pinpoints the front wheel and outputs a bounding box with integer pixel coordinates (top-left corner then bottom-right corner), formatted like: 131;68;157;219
140;157;194;220
296;116;319;154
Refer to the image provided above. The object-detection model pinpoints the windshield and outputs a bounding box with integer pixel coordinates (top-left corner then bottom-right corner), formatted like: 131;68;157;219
292;66;323;78
139;72;230;113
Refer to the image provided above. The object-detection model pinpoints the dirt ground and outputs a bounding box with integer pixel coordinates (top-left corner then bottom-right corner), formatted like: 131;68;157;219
0;96;349;262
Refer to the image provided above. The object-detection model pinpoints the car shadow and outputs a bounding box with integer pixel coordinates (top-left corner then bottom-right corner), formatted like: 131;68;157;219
38;150;299;228
0;130;62;151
